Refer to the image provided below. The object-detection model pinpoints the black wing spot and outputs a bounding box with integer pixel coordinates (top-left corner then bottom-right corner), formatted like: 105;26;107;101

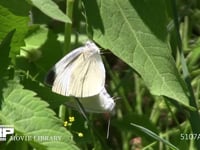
45;69;56;86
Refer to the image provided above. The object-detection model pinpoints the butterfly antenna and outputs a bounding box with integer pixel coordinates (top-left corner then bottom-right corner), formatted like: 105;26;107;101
100;51;111;55
75;98;88;121
106;116;111;139
113;96;121;102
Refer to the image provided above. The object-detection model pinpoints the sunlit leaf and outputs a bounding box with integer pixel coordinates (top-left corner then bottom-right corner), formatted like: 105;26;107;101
83;0;191;108
0;80;79;150
29;0;71;23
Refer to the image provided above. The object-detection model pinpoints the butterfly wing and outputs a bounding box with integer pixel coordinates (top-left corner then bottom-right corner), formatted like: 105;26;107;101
45;46;84;86
69;52;105;97
52;51;105;97
47;41;105;97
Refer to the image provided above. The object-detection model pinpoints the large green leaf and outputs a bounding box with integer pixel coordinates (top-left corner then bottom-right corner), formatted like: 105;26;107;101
29;0;71;24
0;80;79;150
83;0;190;108
0;0;30;59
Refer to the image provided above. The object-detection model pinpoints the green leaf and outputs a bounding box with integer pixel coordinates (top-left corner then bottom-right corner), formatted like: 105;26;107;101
130;123;179;150
0;29;15;76
20;26;48;62
21;78;68;109
29;0;71;24
23;26;49;50
0;0;30;59
0;80;79;150
83;0;191;108
16;27;63;82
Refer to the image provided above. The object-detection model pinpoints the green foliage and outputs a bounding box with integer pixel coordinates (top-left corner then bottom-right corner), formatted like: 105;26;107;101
0;29;15;76
0;80;78;150
28;0;71;24
0;0;30;59
130;123;178;150
0;0;200;150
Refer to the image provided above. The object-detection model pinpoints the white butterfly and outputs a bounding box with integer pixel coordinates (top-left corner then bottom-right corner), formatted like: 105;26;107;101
66;88;115;113
45;41;115;113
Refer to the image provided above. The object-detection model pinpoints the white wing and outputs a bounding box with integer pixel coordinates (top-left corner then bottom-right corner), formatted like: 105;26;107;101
54;46;84;75
47;41;105;97
45;46;84;85
52;50;105;97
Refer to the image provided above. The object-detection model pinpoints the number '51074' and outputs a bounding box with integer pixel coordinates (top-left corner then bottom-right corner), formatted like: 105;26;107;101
180;133;200;140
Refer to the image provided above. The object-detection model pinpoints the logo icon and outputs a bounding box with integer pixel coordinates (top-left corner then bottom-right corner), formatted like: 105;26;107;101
0;125;14;141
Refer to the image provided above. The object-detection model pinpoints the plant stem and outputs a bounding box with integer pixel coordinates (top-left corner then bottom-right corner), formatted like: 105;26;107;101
59;104;66;121
59;0;74;122
182;16;189;51
171;0;200;148
134;74;143;115
64;0;74;54
150;97;160;124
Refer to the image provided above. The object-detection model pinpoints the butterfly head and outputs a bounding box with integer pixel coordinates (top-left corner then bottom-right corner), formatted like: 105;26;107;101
84;41;100;56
